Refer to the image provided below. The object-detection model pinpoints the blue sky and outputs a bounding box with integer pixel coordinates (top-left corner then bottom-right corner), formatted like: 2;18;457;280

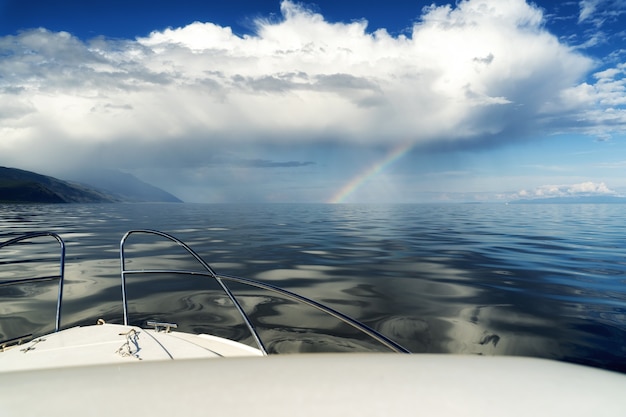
1;0;625;203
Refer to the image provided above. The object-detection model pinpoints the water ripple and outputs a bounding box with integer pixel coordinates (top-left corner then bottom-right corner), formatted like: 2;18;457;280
1;203;625;372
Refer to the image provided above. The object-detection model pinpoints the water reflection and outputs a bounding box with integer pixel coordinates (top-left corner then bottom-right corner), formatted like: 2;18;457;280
119;230;400;352
0;282;59;340
0;234;64;341
1;203;625;371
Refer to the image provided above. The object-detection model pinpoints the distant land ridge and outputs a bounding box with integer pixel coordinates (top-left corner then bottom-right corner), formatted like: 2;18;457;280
65;169;183;203
0;166;181;203
0;166;117;203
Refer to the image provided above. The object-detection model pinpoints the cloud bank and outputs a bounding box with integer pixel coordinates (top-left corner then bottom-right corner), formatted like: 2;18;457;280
516;181;617;200
0;0;624;173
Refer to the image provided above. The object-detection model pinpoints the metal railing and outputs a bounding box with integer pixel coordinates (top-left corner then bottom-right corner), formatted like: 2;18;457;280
120;229;410;354
0;232;66;333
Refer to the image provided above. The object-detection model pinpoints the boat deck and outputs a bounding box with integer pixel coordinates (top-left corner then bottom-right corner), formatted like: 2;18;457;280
0;323;262;372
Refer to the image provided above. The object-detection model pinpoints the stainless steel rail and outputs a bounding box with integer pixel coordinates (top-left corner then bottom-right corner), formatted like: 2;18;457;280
0;232;66;333
120;229;268;355
216;273;410;353
120;229;410;354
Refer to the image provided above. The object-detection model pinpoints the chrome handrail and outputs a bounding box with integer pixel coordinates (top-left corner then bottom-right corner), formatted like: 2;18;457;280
216;273;410;353
0;232;66;333
120;229;268;355
119;229;410;354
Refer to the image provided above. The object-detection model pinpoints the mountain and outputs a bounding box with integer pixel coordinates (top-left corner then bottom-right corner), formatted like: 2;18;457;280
66;169;182;203
0;166;182;203
0;166;117;203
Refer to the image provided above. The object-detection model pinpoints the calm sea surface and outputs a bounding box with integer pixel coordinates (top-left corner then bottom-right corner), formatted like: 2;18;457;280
1;203;625;372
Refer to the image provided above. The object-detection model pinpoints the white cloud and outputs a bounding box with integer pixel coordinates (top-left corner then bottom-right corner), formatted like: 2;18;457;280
552;63;626;139
0;0;621;174
578;0;601;23
516;181;617;199
578;0;626;26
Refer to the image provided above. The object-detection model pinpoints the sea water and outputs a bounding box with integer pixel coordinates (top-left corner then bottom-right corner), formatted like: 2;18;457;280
1;203;624;371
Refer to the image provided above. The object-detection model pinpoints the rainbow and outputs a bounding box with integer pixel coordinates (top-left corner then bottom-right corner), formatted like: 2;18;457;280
327;142;413;204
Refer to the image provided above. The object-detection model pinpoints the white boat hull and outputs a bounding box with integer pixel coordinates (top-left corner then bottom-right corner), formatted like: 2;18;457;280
1;354;625;417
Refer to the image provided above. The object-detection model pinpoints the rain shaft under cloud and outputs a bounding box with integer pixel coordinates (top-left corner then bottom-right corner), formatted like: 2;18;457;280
0;0;625;202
